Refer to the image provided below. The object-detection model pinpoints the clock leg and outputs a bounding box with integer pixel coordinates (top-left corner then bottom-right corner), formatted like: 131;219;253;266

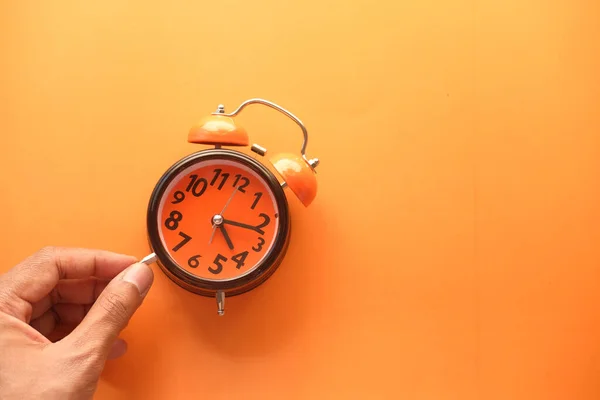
216;290;225;316
140;253;157;265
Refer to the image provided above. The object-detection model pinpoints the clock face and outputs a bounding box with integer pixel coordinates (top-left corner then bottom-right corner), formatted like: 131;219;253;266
155;157;281;282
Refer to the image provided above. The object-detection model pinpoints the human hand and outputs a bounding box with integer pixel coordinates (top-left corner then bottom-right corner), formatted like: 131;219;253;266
0;246;154;400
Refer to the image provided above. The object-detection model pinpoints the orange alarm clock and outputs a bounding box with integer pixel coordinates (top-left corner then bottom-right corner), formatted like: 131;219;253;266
141;99;319;315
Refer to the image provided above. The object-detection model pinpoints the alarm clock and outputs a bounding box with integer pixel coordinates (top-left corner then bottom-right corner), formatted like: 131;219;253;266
141;98;319;315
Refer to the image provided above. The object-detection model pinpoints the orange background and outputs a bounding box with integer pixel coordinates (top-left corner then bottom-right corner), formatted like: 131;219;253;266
1;1;599;399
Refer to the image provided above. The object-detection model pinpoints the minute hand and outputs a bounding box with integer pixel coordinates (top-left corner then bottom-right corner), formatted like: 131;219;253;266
222;218;265;235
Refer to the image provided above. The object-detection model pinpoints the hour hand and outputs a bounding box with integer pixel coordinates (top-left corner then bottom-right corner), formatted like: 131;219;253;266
222;218;264;235
219;225;235;250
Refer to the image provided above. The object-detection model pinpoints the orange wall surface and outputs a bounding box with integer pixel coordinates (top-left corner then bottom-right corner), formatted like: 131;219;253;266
1;1;599;399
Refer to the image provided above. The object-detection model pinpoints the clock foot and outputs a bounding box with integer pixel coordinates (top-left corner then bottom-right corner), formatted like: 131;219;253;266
216;291;225;316
140;253;157;265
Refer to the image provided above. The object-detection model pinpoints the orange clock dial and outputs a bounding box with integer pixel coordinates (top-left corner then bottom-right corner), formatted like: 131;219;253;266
155;157;281;283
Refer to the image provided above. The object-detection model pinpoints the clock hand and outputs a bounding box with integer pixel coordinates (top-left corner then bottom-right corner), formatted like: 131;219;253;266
208;225;218;245
219;225;235;250
222;218;265;235
209;185;241;245
219;184;241;215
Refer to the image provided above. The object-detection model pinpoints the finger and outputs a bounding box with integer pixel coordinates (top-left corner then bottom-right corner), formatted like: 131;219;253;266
64;262;153;357
108;338;128;360
55;278;110;305
29;308;58;337
35;308;123;344
30;303;87;338
30;279;109;320
30;295;53;320
54;303;87;325
0;247;136;321
48;323;78;342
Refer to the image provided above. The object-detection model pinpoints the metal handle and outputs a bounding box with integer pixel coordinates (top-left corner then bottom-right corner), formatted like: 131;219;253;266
212;98;319;170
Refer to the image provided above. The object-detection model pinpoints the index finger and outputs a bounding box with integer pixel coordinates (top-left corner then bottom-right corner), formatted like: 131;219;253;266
0;246;137;312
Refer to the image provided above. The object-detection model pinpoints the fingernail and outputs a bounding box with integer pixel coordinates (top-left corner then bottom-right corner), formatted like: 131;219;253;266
122;263;154;296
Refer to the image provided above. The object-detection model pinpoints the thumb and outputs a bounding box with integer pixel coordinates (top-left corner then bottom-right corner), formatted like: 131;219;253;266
65;262;154;356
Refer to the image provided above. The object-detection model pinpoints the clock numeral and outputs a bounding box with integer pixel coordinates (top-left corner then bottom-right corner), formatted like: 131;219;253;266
232;174;250;193
232;173;240;187
172;232;192;252
209;254;227;275
256;213;270;233
186;174;208;197
211;169;232;190
252;237;266;252
210;168;222;186
251;192;263;210
231;251;249;269
213;170;251;192
218;173;230;190
172;191;185;204
165;210;183;230
188;254;201;268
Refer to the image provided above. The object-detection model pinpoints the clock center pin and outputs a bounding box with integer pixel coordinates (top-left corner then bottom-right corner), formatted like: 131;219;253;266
212;214;224;226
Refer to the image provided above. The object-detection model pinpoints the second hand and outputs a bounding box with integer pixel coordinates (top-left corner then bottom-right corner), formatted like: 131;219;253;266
208;184;241;245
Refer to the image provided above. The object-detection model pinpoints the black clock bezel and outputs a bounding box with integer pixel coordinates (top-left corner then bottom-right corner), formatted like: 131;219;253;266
146;148;291;297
